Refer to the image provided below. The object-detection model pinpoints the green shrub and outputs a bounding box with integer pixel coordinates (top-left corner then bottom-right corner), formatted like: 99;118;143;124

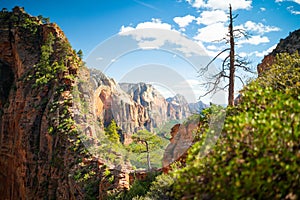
107;172;159;200
105;119;121;143
170;52;300;199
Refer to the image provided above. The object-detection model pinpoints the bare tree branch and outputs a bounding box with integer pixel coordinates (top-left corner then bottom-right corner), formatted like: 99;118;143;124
222;55;230;71
197;4;251;106
233;29;250;39
235;75;245;86
198;48;230;75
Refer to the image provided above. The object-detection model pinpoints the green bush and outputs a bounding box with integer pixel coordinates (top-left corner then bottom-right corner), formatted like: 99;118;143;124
107;172;158;200
105;119;121;143
138;173;175;200
170;52;300;199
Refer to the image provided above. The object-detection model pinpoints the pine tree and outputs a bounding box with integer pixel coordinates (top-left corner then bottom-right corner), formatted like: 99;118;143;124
104;119;120;143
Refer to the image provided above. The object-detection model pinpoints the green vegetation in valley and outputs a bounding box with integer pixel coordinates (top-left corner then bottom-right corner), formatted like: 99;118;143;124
106;171;160;200
154;119;181;139
128;130;167;170
120;52;300;200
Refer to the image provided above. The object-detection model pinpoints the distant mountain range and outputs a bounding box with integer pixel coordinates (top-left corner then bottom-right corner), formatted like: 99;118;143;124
90;68;207;142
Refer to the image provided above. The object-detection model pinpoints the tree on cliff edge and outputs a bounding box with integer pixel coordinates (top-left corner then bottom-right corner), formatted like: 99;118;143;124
199;4;254;106
131;130;163;170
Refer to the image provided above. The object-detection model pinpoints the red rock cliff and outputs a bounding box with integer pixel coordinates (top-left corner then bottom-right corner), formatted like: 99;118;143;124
0;7;99;199
257;29;300;75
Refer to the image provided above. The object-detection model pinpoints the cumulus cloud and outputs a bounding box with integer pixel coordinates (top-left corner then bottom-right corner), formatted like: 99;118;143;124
119;19;207;57
196;10;227;25
238;35;270;45
120;25;135;33
241;44;277;58
173;15;196;31
187;0;252;10
120;18;173;34
194;22;227;43
253;44;277;57
236;21;280;34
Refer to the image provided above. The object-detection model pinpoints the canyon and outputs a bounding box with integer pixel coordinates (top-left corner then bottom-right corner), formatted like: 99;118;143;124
1;6;299;200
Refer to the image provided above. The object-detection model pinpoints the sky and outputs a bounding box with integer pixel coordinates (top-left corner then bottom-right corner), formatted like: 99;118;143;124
1;0;300;104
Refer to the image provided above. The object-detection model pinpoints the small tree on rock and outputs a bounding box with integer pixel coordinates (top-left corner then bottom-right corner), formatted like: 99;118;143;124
131;130;162;171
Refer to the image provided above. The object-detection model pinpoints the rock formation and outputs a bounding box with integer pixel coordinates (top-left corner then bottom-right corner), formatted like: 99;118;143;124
120;82;168;128
0;7;209;199
89;74;207;143
162;121;199;172
166;94;191;120
257;29;300;75
0;7;99;199
90;70;152;144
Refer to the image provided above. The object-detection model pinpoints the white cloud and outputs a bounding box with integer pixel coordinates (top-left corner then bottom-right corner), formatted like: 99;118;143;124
120;18;173;34
254;44;277;57
207;45;218;50
205;0;252;10
136;18;173;30
120;25;135;33
239;52;248;58
237;21;280;34
186;0;206;8
260;7;266;11
242;44;277;58
187;0;252;10
238;35;270;45
291;9;300;14
173;15;196;31
196;10;227;25
275;0;300;4
119;20;207;57
287;6;300;14
194;22;227;43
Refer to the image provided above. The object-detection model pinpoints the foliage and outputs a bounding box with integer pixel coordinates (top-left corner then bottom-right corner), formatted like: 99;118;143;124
37;15;50;24
105;119;121;143
171;52;300;199
154;120;180;139
129;130;167;169
27;32;67;88
107;172;159;200
77;49;83;59
137;173;175;200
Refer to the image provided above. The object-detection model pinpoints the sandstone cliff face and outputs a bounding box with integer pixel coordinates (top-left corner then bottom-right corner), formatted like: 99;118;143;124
89;73;208;144
0;7;99;199
257;29;300;74
162;121;199;171
166;94;191;120
90;70;151;144
120;82;169;128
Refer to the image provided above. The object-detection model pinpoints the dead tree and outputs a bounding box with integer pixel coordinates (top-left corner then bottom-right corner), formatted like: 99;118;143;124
199;4;254;106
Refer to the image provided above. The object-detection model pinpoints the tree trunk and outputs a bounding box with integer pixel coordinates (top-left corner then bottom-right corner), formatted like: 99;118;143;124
228;4;235;106
145;141;151;170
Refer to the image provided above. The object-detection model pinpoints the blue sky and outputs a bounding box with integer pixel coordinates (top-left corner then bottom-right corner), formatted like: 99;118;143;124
2;0;300;103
